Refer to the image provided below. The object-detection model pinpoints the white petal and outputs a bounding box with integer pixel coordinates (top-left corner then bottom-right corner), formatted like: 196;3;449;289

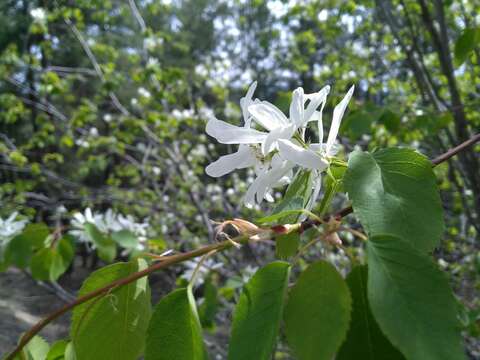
326;85;354;156
261;123;296;155
289;87;304;128
205;146;256;177
278;139;329;170
256;161;294;202
240;81;257;122
306;173;322;211
206;118;267;144
248;102;288;131
303;85;330;127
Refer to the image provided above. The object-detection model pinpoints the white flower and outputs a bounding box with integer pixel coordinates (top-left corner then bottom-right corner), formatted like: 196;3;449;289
70;208;150;245
138;87;151;99
0;212;28;246
30;8;46;22
206;82;264;177
205;81;354;208
278;85;354;163
244;154;294;207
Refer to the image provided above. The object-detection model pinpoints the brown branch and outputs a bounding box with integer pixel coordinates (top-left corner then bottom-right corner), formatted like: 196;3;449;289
431;133;480;165
6;132;480;359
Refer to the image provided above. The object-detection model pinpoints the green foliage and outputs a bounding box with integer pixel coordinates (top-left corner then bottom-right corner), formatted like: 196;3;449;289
228;262;290;360
337;266;404;360
84;223;116;262
145;287;208;360
30;236;75;281
275;232;300;259
4;223;49;268
345;148;444;252
71;259;151;360
454;27;480;66
111;230;138;249
367;235;465;360
284;261;351;360
13;336;49;360
272;170;313;223
198;275;219;330
46;340;68;360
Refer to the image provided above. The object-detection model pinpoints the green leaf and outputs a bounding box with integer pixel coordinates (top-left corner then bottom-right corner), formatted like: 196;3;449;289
84;223;117;262
145;287;209;360
367;234;465;360
337;266;404;360
344;148;444;252
284;260;351;360
198;276;219;330
46;340;68;360
112;230;138;249
454;27;480;66
342;110;373;137
256;207;315;224
4;223;51;269
228;261;290;360
272;169;313;223
378;109;401;133
30;237;75;281
4;235;34;269
71;259;151;360
275;232;300;259
14;335;50;360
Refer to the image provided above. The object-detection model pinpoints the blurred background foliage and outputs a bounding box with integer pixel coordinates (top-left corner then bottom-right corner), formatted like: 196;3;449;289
0;0;479;357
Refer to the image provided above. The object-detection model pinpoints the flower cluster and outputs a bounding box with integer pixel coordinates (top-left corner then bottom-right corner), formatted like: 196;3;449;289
205;82;354;208
70;208;149;248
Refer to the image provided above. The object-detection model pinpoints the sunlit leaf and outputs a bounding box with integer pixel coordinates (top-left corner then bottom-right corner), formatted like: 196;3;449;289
345;148;444;252
367;234;465;360
228;261;290;360
145;287;208;360
284;261;351;360
71;259;151;360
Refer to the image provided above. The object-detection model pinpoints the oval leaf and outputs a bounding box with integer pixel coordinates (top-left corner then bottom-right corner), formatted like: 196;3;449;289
228;261;291;360
284;260;351;360
112;230;138;249
145;287;209;360
344;148;444;252
367;234;465;360
84;223;116;262
30;237;74;281
71;259;151;360
337;265;404;360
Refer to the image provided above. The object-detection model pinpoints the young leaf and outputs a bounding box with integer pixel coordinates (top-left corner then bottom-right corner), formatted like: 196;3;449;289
367;234;465;360
112;230;138;249
84;223;117;262
275;232;300;259
228;261;290;360
198;275;219;330
256;207;316;224
344;148;444;252
272;169;313;223
71;259;151;360
4;223;50;269
30;236;75;281
46;340;68;360
284;260;351;360
145;287;209;360
13;335;50;360
337;266;404;360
